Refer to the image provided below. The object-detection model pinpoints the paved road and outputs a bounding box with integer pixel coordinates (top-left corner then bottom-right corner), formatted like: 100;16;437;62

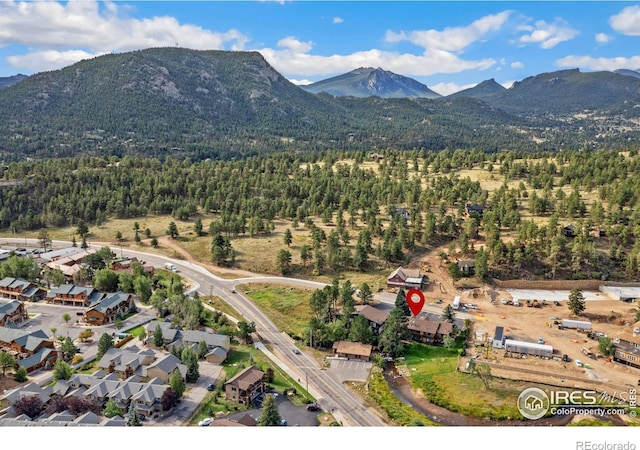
1;238;388;427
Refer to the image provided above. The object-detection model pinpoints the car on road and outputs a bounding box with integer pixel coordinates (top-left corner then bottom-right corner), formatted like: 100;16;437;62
279;419;287;426
198;417;213;426
231;288;237;293
306;402;321;412
207;383;215;391
292;348;301;354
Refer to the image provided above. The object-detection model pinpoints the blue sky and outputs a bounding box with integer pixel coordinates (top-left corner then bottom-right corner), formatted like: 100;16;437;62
1;1;640;95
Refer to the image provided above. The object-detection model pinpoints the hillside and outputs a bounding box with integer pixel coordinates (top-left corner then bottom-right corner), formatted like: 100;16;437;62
488;68;640;115
1;49;640;162
0;74;28;90
446;79;506;100
301;67;441;99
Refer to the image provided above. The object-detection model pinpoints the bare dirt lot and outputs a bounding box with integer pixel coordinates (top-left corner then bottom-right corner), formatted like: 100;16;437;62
411;247;640;397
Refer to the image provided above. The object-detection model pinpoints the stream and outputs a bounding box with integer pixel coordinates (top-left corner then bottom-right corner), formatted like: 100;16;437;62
383;365;626;426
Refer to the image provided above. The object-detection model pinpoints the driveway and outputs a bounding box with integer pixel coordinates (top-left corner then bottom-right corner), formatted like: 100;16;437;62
149;361;223;426
223;392;320;427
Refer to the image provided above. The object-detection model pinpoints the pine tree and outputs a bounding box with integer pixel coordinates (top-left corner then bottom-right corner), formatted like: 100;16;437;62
395;289;411;316
258;394;281;426
127;401;141;426
568;288;586;316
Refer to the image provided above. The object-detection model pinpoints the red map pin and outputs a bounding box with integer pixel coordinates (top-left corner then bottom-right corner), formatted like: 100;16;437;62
406;289;425;316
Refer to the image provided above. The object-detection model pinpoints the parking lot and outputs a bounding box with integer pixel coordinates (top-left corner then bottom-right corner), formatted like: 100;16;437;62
328;359;372;383
223;392;320;426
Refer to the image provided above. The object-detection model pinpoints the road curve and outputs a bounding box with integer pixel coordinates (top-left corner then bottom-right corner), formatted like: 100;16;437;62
0;238;388;426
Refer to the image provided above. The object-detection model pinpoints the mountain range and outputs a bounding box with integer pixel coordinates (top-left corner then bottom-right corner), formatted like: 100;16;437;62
1;47;640;162
301;67;441;99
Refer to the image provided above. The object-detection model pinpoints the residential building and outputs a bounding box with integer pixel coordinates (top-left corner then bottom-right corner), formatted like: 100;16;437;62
386;266;428;290
354;305;389;335
46;284;102;307
0;299;28;326
83;292;135;326
0;277;46;302
612;326;640;370
0;326;57;372
407;317;454;346
457;260;475;276
145;320;231;363
465;204;485;218
224;366;266;405
332;340;373;361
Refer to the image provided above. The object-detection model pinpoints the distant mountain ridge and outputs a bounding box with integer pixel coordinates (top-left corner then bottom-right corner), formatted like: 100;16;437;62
446;79;506;99
614;69;640;79
301;67;441;99
1;48;640;162
0;74;28;89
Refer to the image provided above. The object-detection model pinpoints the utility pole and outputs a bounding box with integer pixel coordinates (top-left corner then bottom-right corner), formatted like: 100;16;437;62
306;371;309;402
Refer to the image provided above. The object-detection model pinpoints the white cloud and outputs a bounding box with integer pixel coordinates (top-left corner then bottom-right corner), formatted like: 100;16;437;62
385;11;511;52
333;17;343;24
595;33;612;44
610;5;640;36
0;0;249;73
6;49;103;73
556;55;640;71
430;82;475;96
277;36;313;53
516;18;578;49
261;12;510;79
511;61;524;69
288;78;314;86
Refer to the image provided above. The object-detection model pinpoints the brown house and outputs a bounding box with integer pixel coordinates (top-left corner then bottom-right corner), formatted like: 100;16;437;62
613;327;640;370
0;299;28;326
332;340;373;361
224;366;266;405
457;260;475;276
83;292;135;326
0;277;46;302
354;305;389;335
46;284;103;307
407;317;454;346
387;267;427;290
0;326;57;372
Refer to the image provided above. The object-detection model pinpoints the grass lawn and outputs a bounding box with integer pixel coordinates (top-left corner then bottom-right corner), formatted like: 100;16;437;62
202;295;243;322
366;367;438;426
403;343;527;420
238;283;315;339
127;325;147;340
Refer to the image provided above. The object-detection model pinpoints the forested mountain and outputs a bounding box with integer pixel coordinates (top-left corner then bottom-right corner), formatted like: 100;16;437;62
0;74;28;90
614;69;640;79
1;48;640;163
488;68;640;115
446;79;506;99
301;67;441;99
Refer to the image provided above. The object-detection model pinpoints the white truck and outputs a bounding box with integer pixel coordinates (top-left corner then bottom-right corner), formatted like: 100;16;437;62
452;296;461;310
164;262;177;272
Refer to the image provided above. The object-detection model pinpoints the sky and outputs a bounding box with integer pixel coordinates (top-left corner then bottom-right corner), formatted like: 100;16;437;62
1;1;640;95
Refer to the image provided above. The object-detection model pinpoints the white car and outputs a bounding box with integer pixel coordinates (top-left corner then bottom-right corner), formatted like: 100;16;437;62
198;417;213;427
575;360;583;368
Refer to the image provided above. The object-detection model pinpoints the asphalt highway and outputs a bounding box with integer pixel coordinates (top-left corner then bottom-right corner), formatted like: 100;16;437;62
0;238;387;426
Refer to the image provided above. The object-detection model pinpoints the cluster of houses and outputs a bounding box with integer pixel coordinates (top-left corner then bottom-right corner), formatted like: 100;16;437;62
144;320;231;364
329;304;464;362
0;345;187;425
